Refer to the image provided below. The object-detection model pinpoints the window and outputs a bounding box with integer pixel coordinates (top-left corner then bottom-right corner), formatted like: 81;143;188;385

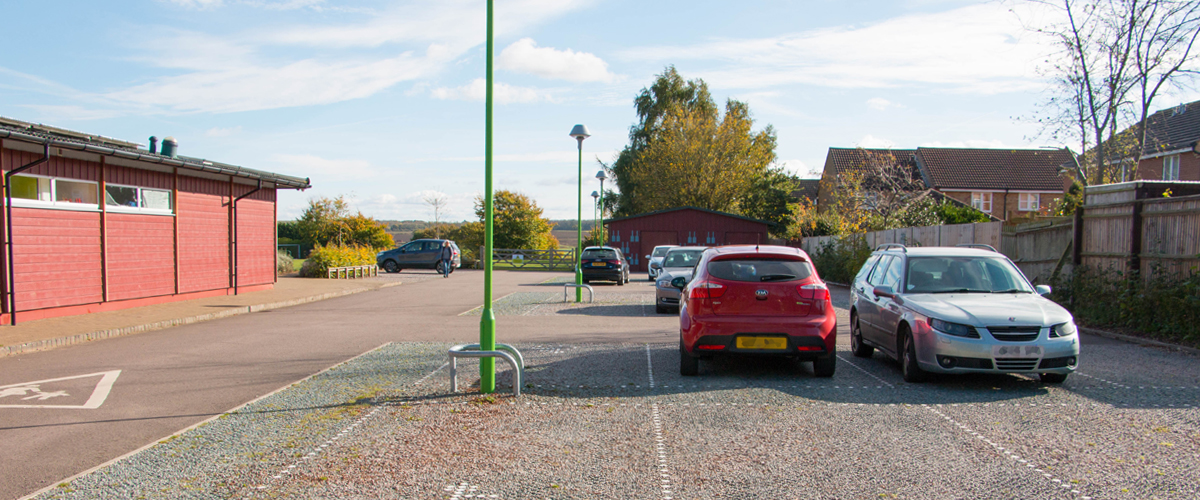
971;192;992;213
104;184;172;213
8;174;98;209
867;256;893;286
707;259;813;282
1163;155;1180;181
1018;193;1040;211
855;255;881;283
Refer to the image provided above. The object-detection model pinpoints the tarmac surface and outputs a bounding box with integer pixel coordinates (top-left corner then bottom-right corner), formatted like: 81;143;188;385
2;270;1199;499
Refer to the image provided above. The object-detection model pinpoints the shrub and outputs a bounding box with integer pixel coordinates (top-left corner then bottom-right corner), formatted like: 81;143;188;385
1051;264;1200;347
276;250;294;275
810;235;870;284
300;244;378;278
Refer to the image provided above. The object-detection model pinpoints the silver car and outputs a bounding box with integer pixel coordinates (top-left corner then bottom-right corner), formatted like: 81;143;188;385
646;244;679;280
850;244;1079;383
654;246;708;314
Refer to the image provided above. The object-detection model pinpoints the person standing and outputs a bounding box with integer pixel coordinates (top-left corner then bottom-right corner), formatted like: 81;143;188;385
440;240;453;278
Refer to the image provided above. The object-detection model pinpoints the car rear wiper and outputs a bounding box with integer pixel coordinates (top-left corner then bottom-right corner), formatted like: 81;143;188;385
759;274;797;282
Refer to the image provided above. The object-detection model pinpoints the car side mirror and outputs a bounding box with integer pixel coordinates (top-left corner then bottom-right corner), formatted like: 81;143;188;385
873;285;896;298
671;277;688;290
1036;285;1051;296
645;255;651;259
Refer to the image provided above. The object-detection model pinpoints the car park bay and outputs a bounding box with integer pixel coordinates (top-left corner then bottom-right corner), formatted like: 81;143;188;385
4;272;1199;499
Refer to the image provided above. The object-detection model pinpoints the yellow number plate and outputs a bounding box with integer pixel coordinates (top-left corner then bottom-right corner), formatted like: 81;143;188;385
736;337;787;350
590;262;606;267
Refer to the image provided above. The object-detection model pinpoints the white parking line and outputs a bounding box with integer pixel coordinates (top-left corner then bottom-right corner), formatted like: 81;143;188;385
1075;372;1131;389
651;403;675;500
645;344;656;389
836;354;895;388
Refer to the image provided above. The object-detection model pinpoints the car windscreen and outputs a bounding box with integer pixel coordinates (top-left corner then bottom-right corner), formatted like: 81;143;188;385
707;258;813;282
662;250;704;268
905;257;1033;293
651;247;672;258
582;249;617;260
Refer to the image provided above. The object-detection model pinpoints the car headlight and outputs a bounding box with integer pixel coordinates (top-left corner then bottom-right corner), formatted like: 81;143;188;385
1050;321;1077;338
656;280;673;289
929;318;980;338
376;252;384;258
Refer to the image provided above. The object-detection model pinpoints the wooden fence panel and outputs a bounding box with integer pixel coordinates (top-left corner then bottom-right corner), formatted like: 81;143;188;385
1004;218;1073;284
914;226;940;247
1139;194;1200;277
1081;202;1134;273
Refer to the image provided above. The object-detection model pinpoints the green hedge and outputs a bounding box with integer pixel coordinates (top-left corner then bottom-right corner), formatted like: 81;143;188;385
1051;265;1200;347
810;236;871;284
299;244;378;277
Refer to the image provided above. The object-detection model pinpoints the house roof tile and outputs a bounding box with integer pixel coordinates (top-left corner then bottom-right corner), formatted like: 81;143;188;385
915;147;1071;191
1141;100;1200;155
821;147;917;179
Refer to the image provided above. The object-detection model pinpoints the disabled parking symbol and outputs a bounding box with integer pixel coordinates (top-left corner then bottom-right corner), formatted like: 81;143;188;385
0;370;121;409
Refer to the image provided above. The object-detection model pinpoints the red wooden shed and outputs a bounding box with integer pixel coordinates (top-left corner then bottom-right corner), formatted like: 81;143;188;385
0;118;310;325
604;207;773;272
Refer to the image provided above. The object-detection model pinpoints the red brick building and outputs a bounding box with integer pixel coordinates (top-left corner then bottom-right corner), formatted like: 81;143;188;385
1121;100;1200;182
1;118;309;325
604;207;772;272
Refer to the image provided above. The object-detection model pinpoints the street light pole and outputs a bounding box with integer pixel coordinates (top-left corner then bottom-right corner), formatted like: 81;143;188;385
591;190;600;240
479;0;496;393
569;125;590;303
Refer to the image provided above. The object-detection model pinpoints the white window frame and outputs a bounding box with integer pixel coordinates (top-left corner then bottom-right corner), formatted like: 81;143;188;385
6;173;100;212
1018;193;1040;212
971;192;992;213
104;182;173;215
1163;154;1180;181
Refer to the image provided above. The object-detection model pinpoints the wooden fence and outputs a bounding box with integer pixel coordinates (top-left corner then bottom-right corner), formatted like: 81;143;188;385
801;181;1200;284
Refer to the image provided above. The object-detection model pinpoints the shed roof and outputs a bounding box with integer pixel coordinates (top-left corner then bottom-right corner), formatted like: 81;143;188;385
914;147;1071;191
604;206;775;227
0;117;310;189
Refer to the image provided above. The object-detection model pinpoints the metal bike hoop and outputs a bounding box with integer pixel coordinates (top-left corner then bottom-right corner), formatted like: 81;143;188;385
562;283;595;302
448;343;524;396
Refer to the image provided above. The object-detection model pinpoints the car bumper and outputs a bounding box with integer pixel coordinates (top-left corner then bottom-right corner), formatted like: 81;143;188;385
655;288;680;307
649;268;662;278
582;269;622;281
916;330;1081;374
683;314;837;358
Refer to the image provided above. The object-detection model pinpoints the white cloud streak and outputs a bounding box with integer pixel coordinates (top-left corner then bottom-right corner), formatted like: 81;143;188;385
430;79;549;104
499;38;616;83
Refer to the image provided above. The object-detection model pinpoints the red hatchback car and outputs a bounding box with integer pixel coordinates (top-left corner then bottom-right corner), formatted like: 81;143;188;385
676;245;836;377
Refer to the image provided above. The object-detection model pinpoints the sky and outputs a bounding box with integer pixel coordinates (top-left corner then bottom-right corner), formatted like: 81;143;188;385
2;0;1197;222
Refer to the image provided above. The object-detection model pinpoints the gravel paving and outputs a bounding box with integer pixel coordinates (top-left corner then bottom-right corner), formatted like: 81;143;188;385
33;305;1200;499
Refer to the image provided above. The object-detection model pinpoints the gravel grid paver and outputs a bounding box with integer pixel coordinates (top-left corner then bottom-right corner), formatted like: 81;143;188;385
31;314;1200;499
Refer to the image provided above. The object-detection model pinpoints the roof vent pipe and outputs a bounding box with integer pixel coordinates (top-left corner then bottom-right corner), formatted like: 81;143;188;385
149;136;158;154
161;136;178;158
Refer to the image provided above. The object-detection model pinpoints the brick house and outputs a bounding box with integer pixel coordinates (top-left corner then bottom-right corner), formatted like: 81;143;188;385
817;147;1072;221
1115;100;1200;182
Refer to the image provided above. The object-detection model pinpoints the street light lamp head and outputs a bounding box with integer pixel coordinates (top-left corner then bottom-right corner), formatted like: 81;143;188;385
569;124;591;142
595;170;607;181
591;190;600;199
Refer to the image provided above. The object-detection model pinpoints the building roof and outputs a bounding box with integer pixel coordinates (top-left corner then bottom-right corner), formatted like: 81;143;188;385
604;206;775;227
0;117;311;190
914;147;1071;191
821;147;917;179
1139;100;1200;155
792;179;820;202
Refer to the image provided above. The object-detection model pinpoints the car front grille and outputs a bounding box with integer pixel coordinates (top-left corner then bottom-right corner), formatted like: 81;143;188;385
988;326;1041;342
660;297;679;305
994;358;1040;371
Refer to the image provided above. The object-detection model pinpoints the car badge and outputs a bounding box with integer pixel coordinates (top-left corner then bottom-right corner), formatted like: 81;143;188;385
755;289;768;298
1008;317;1016;322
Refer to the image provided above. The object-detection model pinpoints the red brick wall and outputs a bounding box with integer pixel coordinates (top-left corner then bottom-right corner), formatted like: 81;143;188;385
939;191;1060;221
1136;152;1200;181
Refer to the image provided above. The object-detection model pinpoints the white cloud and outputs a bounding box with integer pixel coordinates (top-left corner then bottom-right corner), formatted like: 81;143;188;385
271;153;375;180
18;105;123;121
499;38;616;83
621;3;1052;94
356;190;478;221
535;175;578;187
204;126;242;137
866;98;899;111
919;139;1011;148
430;79;549;104
160;0;224;9
778;159;812;177
413;150;621;164
856;135;897;148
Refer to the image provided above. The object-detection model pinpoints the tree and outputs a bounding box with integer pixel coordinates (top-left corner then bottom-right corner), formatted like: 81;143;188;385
820;149;934;232
474;190;557;250
738;167;801;237
424;192;449;238
1024;0;1200;184
296;195;351;246
342;213;394;249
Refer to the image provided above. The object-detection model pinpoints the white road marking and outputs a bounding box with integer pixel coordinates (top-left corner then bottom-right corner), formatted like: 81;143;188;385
836;355;895;388
651;403;674;499
645;344;656;389
0;370;121;409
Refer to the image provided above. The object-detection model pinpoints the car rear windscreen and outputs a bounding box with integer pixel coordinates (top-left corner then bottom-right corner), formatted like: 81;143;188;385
582;249;617;259
707;259;813;282
662;250;704;268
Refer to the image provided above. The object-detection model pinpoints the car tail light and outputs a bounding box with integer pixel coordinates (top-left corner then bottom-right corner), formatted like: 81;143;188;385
696;344;726;351
689;281;726;299
796;345;823;352
606;260;620;265
797;283;829;301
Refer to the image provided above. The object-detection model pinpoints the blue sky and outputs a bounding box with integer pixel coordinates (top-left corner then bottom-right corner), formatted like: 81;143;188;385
2;0;1195;221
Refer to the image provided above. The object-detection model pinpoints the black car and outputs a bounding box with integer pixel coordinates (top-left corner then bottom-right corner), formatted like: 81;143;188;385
580;246;629;285
377;239;460;274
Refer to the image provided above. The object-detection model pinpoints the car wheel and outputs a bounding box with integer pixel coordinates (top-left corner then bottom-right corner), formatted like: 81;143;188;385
617;276;625;286
900;328;927;383
383;260;400;273
680;339;699;376
1040;373;1069;384
656;304;668;314
851;315;874;358
812;354;836;377
435;261;446;274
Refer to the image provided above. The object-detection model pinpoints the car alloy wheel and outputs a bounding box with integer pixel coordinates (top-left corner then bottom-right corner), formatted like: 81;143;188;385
901;329;927;383
679;339;698;376
383;260;400;273
851;316;874;358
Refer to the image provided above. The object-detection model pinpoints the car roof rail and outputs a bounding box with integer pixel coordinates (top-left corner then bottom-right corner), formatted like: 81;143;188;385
875;243;907;252
956;244;998;252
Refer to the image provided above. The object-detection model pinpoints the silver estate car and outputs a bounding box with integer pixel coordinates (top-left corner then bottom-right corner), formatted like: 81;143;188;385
646;244;679;280
654;246;708;314
850;244;1079;383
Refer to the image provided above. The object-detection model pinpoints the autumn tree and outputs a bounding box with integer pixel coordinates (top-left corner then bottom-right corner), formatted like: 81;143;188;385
474;190;558;250
294;195;392;249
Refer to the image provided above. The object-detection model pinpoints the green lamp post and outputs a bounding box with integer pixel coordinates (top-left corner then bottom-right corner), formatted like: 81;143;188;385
569;124;590;303
591;190;600;236
479;0;497;393
595;169;607;242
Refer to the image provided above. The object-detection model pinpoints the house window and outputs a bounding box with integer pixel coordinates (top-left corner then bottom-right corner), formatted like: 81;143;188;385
1163;155;1180;181
8;174;98;209
105;184;173;213
971;192;992;213
1018;193;1040;212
